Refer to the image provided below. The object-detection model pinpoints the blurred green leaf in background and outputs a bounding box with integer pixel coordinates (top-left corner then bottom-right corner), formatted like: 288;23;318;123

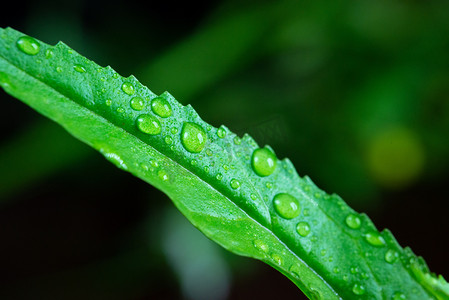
1;0;448;299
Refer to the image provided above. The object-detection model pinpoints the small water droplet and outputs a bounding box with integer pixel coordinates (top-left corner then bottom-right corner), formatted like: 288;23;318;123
181;122;207;153
320;249;327;256
217;126;226;138
136;114;161;135
121;82;135;95
204;166;210;173
230;179;240;189
253;239;269;253
206;125;212;131
361;272;369;279
352;283;365;295
222;164;229;171
251;147;277;177
250;193;257;200
56;66;63;73
158;170;169;181
350;266;359;274
296;222;311;237
191;159;198;166
105;99;112;106
151;96;172;118
45;49;53;59
170;127;178;134
266;182;273;189
103;152;128;170
130;97;145;111
165;136;173;145
303;208;310;216
73;64;86;73
385;249;399;264
271;253;283;265
150;160;159;168
216;173;223;181
345;213;361;229
333;267;340;274
273;193;300;219
392;292;406;300
206;149;213;156
365;232;386;247
112;73;119;79
117;107;125;113
233;136;241;145
16;36;40;55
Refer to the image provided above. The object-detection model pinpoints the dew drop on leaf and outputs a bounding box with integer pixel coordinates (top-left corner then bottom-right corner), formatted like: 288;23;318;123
16;36;40;55
158;170;169;181
251;147;277;177
392;292;406;300
250;193;258;200
136;114;161;135
385;249;399;264
56;66;62;73
333;267;340;274
273;193;300;219
181;122;207;153
345;213;361;229
253;239;269;253
151;96;172;118
164;136;173;145
217;126;226;138
45;49;53;59
105;99;112;106
271;253;283;265
73;64;86;73
230;179;240;189
296;221;311;237
121;82;135;95
170;127;178;134
365;232;386;247
216;173;223;181
352;283;366;295
130;96;145;111
233;136;241;145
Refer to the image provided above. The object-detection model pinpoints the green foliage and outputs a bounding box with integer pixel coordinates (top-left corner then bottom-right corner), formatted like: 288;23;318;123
1;27;448;300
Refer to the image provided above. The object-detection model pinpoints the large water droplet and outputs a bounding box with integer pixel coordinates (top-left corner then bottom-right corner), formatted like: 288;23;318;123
130;97;145;111
352;283;365;295
217;126;226;138
365;232;386;247
385;249;399;264
230;179;240;189
136;114;161;135
151;96;172;118
181;122;207;153
16;36;40;55
251;147;277;177
296;222;311;237
345;213;361;229
73;64;86;73
121;82;135;95
273;193;300;219
392;292;406;300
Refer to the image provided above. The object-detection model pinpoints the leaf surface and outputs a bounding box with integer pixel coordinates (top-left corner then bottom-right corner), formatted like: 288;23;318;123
1;27;448;300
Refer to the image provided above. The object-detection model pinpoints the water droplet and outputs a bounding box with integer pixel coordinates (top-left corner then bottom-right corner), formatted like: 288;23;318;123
45;49;53;59
333;267;340;274
206;149;213;156
117;107;125;113
158;170;169;181
151;96;172;118
253;239;269;253
251;147;277;177
130;97;145;111
204;166;210;173
266;182;273;189
216;173;223;181
230;179;240;189
233;136;241;145
112;73;119;79
165;136;173;145
73;64;86;73
222;164;229;171
191;159;198;166
150;160;159;168
345;213;361;229
392;292;406;300
361;272;369;279
385;249;399;264
56;66;62;73
320;249;327;256
217;126;226;138
250;193;257;200
181;122;207;153
296;222;311;237
206;125;212;131
136;114;161;135
271;253;283;265
273;193;300;219
170;127;178;134
16;36;40;55
103;152;128;170
352;283;365;295
121;82;135;95
105;99;112;106
365;232;386;247
350;266;359;274
303;208;310;216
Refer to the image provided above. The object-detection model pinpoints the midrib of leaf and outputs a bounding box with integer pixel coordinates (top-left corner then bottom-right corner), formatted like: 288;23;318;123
1;27;448;300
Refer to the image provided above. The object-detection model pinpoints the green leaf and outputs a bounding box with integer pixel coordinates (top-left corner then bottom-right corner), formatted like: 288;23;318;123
1;27;448;300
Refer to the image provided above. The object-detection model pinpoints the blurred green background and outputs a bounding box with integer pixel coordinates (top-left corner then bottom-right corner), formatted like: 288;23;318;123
1;0;449;299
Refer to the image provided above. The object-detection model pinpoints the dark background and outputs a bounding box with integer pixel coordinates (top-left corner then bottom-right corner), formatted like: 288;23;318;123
1;0;449;299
